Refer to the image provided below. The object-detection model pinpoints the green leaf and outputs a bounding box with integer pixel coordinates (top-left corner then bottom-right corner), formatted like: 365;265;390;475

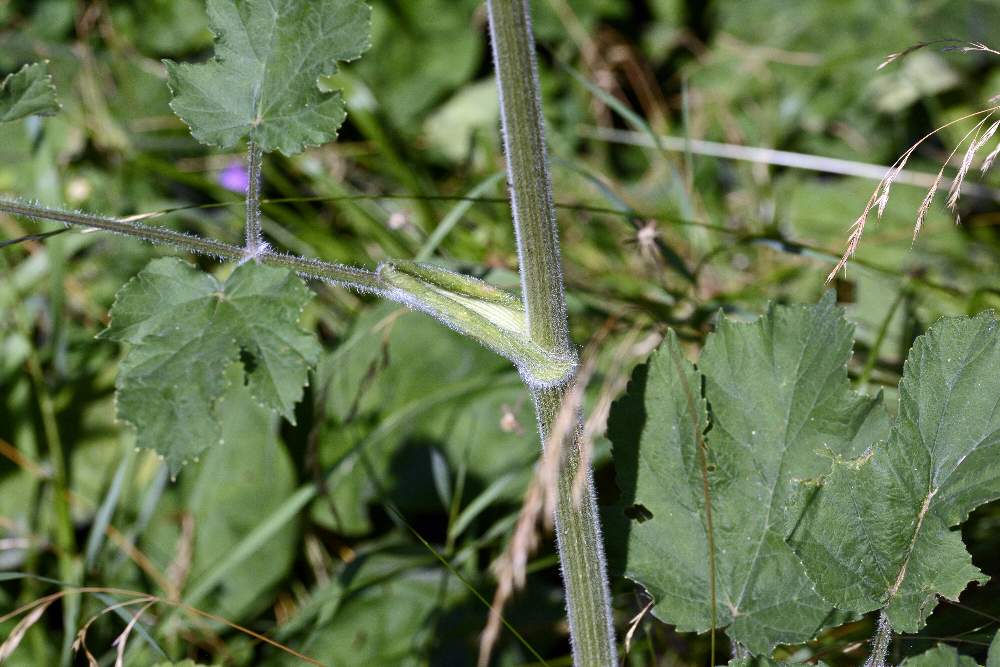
316;301;395;422
101;258;319;471
110;0;211;56
276;552;465;666
422;79;499;162
0;62;59;122
898;644;978;666
728;659;828;667
141;373;299;623
609;293;889;653
311;307;534;535
185;376;298;619
789;312;1000;633
354;0;481;129
990;630;1000;667
164;0;371;155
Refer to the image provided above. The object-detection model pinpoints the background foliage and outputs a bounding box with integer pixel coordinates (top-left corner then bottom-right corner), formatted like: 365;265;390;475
2;0;1000;665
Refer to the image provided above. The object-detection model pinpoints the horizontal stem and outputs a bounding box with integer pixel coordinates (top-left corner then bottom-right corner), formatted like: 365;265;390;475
0;197;381;292
0;196;578;388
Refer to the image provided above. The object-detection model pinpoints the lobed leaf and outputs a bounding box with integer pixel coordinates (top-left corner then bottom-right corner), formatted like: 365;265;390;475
898;644;977;666
728;659;828;667
610;292;889;653
165;0;371;156
790;312;1000;633
0;62;60;122
101;258;320;471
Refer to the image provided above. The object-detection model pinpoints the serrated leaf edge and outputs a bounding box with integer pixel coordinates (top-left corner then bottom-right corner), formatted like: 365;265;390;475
163;0;373;156
0;61;61;121
102;258;318;472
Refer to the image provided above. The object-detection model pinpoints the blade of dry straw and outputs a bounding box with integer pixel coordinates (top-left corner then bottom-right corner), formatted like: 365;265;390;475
0;600;53;661
829;106;1000;280
113;601;156;667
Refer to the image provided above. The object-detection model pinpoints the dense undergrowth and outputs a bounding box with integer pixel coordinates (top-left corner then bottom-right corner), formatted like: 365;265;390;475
2;1;1000;665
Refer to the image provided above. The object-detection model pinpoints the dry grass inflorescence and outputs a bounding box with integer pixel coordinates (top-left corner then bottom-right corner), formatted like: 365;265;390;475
831;40;1000;280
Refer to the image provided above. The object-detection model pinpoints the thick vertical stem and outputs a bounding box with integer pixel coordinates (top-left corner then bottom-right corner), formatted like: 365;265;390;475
533;387;618;666
488;0;570;355
245;137;264;255
863;611;893;667
488;1;617;664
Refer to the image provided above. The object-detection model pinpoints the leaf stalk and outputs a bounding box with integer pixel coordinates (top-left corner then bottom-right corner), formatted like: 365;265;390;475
863;611;893;667
244;136;264;256
0;197;381;291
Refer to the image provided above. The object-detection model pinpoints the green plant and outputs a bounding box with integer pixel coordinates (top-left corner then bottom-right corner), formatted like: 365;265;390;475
609;294;1000;666
4;3;1000;666
0;0;616;663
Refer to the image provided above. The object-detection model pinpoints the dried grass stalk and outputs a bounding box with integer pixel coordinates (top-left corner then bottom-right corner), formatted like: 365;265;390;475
113;601;156;667
0;601;53;661
831;40;1000;278
829;106;1000;281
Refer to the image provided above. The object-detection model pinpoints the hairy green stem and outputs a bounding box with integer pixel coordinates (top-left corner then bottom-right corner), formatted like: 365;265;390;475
0;198;578;388
488;1;617;664
864;612;893;667
245;137;264;254
532;388;618;666
488;0;570;355
0;198;381;291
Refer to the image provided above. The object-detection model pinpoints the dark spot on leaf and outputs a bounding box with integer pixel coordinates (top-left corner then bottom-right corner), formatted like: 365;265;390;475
239;348;258;379
624;503;654;523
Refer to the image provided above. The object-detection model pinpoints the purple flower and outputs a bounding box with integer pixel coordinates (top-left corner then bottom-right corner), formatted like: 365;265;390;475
218;160;249;193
